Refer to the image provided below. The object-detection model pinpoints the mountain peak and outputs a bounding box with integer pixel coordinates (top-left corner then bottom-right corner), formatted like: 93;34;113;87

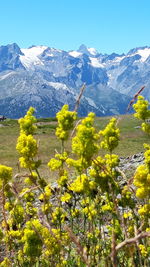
77;44;98;56
127;46;149;55
78;44;88;52
6;43;23;55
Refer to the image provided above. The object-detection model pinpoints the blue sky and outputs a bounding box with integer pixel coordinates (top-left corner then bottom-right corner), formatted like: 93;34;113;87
1;0;150;54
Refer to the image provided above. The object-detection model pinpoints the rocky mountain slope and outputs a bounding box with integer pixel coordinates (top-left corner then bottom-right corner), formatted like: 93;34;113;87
0;43;150;118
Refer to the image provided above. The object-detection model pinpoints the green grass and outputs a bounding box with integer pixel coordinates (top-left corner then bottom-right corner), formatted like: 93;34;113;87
37;117;57;122
0;114;149;180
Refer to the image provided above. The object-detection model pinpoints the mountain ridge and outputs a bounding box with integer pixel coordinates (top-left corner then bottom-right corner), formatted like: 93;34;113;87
0;43;149;118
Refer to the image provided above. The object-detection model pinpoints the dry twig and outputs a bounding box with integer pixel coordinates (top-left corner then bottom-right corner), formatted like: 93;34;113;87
127;86;145;112
74;83;86;112
64;225;90;267
115;231;150;251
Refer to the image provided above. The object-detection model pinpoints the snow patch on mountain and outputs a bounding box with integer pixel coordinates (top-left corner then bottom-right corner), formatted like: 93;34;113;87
0;71;16;81
136;47;150;62
85;96;99;109
113;56;125;63
48;82;72;92
87;47;98;56
69;51;82;57
20;46;48;68
107;66;126;88
89;57;104;68
22;45;48;56
45;53;54;57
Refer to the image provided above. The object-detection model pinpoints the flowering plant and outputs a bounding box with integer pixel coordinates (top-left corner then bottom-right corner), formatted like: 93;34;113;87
0;97;149;266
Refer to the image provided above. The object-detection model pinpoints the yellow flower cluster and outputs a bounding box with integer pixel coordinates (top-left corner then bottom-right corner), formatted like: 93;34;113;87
69;174;95;194
0;257;11;267
102;202;113;212
123;211;132;219
56;105;77;140
16;107;40;170
48;152;68;171
66;158;84;172
89;154;119;192
16;134;37;158
134;164;150;199
9;204;24;225
43;227;69;261
133;96;150;121
22;220;43;257
61;192;72;203
105;154;119;170
133;96;150;232
89;158;109;191
87;228;100;241
38;184;52;214
138;244;148;257
18;107;37;135
26;202;37;217
138;204;150;216
71;208;80;218
24;171;38;185
58;170;68;186
144;143;150;167
141;122;150;134
39;184;52;201
82;203;97;220
100;118;120;152
21;188;35;202
0;165;12;187
71;112;99;169
8;230;21;239
81;197;97;220
52;207;66;223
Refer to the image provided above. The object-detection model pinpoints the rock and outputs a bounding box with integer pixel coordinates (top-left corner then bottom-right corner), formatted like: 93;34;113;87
134;126;141;129
119;152;144;179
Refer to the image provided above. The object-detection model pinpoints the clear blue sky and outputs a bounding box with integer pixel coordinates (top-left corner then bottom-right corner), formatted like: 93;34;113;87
1;0;150;54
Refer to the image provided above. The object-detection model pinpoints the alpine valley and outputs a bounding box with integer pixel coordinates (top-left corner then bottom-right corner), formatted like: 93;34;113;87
0;43;150;118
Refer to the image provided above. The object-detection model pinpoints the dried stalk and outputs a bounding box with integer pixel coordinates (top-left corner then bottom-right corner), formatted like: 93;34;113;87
71;119;81;137
111;230;117;267
64;225;90;267
19;186;39;198
115;231;150;251
115;166;127;181
109;231;150;266
70;83;86;137
127;85;145;112
74;83;86;112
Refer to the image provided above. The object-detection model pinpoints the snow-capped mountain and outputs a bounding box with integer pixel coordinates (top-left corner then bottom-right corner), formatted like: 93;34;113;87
0;43;150;118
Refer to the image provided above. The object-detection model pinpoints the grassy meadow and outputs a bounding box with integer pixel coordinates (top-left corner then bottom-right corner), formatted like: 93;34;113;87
0;113;148;181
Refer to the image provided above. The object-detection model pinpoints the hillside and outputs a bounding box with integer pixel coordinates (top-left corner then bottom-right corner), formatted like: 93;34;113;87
0;114;147;179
